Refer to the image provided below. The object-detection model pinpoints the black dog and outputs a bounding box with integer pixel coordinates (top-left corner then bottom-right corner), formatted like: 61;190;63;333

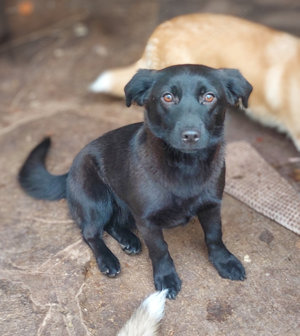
19;64;252;299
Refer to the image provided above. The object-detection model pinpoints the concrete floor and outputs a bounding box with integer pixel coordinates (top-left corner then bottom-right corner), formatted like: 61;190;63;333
0;1;299;335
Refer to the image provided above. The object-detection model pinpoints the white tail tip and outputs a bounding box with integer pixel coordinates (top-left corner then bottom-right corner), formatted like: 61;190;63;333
142;289;168;321
88;71;112;93
117;290;168;336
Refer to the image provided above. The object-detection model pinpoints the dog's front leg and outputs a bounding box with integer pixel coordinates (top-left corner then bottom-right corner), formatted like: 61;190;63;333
137;221;182;299
197;204;246;280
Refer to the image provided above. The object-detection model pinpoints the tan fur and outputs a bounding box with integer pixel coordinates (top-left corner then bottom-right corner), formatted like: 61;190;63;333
90;13;300;150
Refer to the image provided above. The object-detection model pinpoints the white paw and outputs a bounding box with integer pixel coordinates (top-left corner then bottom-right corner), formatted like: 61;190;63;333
89;71;112;93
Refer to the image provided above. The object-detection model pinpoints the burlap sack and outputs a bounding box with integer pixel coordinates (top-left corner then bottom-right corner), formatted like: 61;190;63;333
226;141;300;235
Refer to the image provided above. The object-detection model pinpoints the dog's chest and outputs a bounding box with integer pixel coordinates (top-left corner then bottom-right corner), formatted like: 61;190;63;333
146;195;201;228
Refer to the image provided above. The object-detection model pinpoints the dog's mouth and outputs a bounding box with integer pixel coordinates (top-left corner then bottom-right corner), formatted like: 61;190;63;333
177;147;201;154
168;144;206;154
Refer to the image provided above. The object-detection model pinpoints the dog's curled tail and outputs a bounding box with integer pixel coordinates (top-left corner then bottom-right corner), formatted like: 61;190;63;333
89;59;146;97
117;290;168;336
18;137;67;201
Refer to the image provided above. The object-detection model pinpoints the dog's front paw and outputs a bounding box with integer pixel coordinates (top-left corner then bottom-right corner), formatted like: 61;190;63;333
154;271;182;299
97;251;120;278
210;252;246;281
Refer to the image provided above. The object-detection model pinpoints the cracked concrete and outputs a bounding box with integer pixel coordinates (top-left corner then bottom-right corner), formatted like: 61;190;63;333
0;1;299;335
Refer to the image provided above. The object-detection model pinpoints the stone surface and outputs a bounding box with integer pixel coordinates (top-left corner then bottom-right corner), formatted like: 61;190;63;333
0;1;299;335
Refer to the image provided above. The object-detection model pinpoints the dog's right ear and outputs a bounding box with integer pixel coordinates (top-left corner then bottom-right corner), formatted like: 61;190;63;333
124;69;156;107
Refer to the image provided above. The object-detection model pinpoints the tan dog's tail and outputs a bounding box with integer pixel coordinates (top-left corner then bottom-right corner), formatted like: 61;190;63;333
89;59;146;97
117;290;167;336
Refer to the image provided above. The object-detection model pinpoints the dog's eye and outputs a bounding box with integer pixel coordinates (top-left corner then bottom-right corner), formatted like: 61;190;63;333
162;93;174;103
203;93;215;103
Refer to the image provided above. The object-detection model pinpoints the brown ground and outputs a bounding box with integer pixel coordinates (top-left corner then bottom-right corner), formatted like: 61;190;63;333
0;1;299;335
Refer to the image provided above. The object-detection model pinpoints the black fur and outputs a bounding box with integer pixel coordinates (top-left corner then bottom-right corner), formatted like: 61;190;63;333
18;64;252;299
18;137;67;200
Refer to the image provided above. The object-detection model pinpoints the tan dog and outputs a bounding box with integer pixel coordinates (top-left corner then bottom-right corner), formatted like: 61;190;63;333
90;13;300;150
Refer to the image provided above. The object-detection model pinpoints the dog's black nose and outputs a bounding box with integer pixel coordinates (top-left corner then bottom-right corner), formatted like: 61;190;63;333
181;130;200;144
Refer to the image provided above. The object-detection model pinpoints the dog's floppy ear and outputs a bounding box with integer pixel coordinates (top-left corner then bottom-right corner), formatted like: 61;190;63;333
124;69;157;107
219;69;253;108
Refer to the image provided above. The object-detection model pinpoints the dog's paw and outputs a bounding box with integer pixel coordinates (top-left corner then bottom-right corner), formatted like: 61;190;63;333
120;233;142;255
97;252;120;278
154;272;182;300
211;252;246;281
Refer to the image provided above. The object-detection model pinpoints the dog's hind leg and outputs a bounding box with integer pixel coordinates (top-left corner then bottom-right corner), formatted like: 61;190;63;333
82;221;121;277
89;61;142;97
75;201;121;277
105;200;141;255
67;160;121;277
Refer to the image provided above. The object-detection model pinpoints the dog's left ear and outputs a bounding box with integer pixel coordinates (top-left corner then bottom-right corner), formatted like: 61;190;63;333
219;69;253;108
124;69;157;107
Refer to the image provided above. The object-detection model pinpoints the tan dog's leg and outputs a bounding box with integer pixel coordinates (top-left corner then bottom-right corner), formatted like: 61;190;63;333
89;59;146;97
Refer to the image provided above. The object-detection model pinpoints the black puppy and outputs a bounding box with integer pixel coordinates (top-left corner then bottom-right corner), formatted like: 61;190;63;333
19;64;252;299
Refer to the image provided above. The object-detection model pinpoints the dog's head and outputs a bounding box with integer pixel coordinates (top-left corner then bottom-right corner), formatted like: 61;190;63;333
125;65;252;152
